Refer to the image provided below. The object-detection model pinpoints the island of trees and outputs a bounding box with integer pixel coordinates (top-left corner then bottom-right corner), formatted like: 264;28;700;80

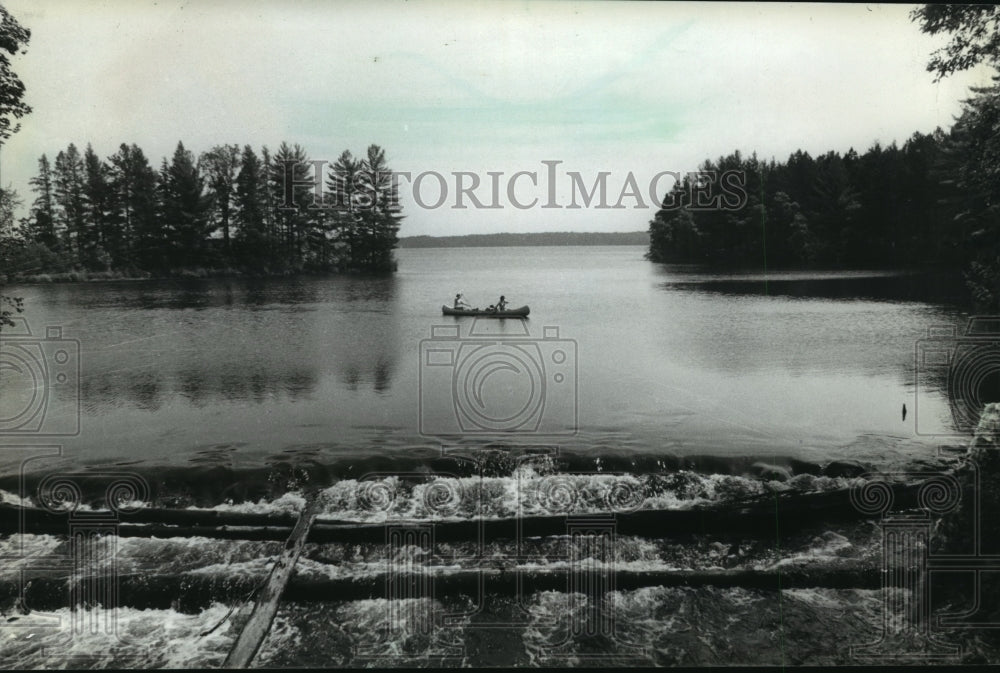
648;5;1000;310
4;140;403;281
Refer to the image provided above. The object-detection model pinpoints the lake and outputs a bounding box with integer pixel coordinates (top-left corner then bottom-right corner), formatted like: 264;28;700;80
0;246;973;478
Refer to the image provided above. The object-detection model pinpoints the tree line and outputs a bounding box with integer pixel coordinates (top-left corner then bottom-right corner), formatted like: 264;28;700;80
647;132;955;269
8;140;403;278
647;5;1000;310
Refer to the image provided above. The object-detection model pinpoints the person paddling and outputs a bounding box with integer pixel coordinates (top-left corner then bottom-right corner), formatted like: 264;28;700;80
496;295;508;311
454;293;472;309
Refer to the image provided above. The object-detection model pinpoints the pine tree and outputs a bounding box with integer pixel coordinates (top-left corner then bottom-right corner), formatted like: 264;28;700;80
52;143;87;265
82;143;115;269
109;143;160;271
234;144;268;269
199;144;241;258
162;141;211;268
260;145;276;247
327;149;360;268
357;144;403;271
27;154;58;251
269;142;313;270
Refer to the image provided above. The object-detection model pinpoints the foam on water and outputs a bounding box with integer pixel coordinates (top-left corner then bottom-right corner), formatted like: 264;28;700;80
4;466;868;523
257;597;482;666
0;579;964;667
0;457;920;667
0;534;64;575
208;491;307;515
0;603;236;668
306;468;866;524
1;526;884;600
0;490;31;509
762;531;855;570
522;585;893;666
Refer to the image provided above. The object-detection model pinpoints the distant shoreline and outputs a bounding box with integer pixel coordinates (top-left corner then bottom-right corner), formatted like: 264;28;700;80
398;231;649;248
3;266;395;286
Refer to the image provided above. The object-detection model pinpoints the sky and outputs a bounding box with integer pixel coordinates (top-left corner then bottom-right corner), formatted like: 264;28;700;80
0;0;991;237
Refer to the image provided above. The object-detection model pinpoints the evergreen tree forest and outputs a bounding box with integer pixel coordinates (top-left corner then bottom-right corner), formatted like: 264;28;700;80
647;133;955;270
8;140;403;279
647;6;1000;309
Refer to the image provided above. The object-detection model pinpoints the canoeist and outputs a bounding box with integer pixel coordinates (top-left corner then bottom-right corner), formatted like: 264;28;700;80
454;293;472;309
496;295;508;311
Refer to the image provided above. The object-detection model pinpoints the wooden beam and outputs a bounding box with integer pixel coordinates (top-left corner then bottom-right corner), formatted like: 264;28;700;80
221;493;324;669
7;565;881;612
0;480;928;544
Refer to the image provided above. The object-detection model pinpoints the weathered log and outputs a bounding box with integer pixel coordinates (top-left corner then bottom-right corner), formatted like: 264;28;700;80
222;493;324;668
0;480;927;544
0;502;301;530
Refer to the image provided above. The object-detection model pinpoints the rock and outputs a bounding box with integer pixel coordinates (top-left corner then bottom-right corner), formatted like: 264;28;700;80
788;458;823;476
822;460;867;478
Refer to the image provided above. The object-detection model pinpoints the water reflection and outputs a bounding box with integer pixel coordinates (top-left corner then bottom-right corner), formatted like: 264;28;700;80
58;275;402;410
648;269;970;378
658;269;970;304
47;277;325;311
4;248;985;470
321;275;400;393
80;354;322;412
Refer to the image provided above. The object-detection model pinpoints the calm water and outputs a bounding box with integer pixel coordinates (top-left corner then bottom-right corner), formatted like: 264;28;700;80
0;246;972;478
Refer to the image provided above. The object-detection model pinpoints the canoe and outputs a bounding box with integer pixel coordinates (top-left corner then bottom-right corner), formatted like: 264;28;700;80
442;305;530;317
